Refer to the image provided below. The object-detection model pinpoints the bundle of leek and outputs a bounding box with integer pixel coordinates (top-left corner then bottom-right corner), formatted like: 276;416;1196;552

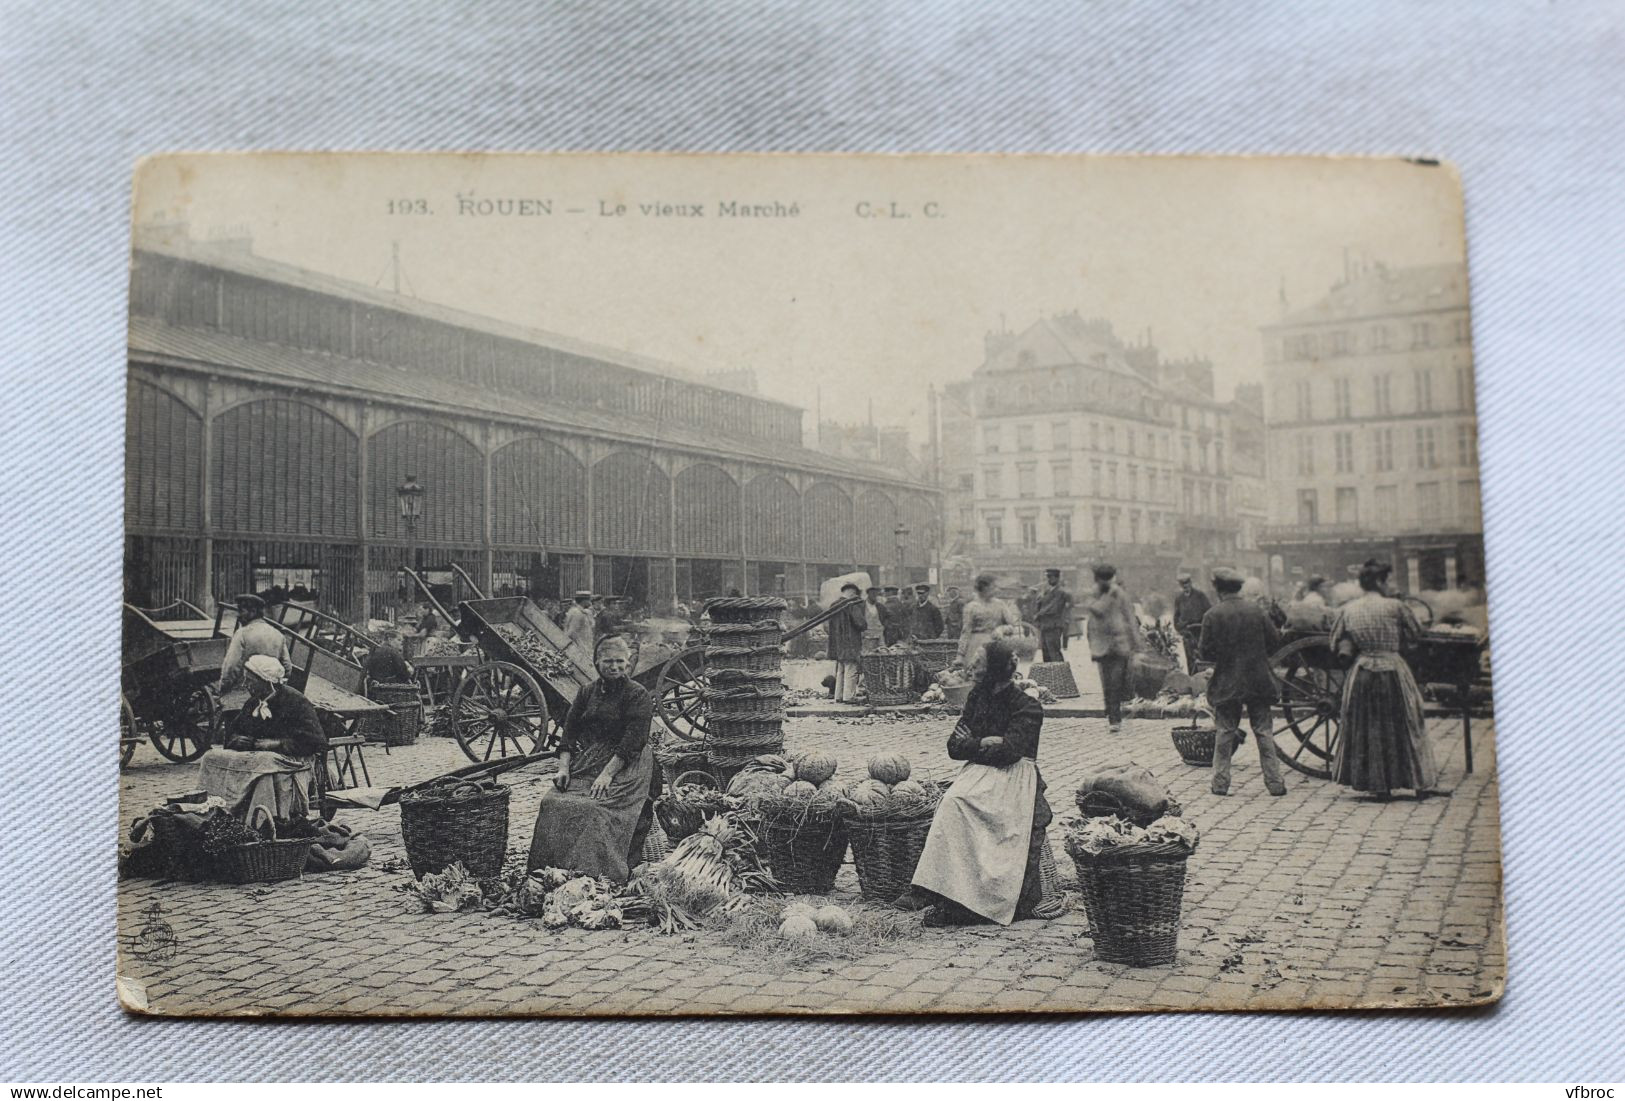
621;813;774;934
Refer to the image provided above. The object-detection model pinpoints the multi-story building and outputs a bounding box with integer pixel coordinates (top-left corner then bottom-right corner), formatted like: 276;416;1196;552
124;233;941;619
1259;261;1482;592
953;314;1261;599
1229;383;1271;578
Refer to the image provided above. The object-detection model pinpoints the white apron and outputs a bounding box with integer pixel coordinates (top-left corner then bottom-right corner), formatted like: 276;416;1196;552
911;757;1039;926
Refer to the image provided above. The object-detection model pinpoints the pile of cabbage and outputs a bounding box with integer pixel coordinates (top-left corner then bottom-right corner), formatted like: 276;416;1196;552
1063;814;1201;860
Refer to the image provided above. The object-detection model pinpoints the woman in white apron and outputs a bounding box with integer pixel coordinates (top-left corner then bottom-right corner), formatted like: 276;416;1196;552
907;639;1065;926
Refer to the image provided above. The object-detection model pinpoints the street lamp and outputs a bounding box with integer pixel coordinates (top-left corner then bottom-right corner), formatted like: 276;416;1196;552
397;475;424;609
893;521;911;588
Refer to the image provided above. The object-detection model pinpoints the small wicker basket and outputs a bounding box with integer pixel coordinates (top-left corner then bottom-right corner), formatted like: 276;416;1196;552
1171;724;1216;767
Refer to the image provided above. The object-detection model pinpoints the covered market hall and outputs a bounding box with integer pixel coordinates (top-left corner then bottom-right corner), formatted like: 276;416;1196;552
124;236;940;621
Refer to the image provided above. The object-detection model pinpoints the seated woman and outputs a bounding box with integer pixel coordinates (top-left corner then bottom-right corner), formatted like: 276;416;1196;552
527;635;656;884
199;654;327;822
906;639;1065;926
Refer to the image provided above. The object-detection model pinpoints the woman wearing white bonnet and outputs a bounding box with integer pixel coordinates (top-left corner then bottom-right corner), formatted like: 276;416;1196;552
197;652;327;820
526;633;656;883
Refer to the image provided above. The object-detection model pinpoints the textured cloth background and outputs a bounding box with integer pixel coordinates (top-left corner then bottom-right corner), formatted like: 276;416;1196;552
3;0;1622;1082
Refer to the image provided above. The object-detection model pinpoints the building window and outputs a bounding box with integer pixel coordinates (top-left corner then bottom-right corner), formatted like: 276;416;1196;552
1052;463;1072;497
1214;441;1224;475
1457;423;1477;467
1215;484;1227;516
1200;483;1212;515
1055;514;1073;547
1296;434;1315;477
1418;481;1443;521
1411;321;1432;348
1335;431;1355;474
1090;460;1102;496
1372;324;1391;351
1373;427;1396;472
1183;478;1195;514
1019;517;1038;548
1297;489;1319;526
1127;431;1137;457
1333;378;1353;419
1181;437;1193;470
983;467;1003;498
1415;426;1438;469
1374;373;1393;416
1375;485;1399;528
1458;479;1481;526
1295;380;1313;421
1329;330;1351;355
1456;366;1472;409
1016;464;1037;498
986;517;1004;548
1090;421;1100;450
1107;462;1119;498
1126;464;1138;499
1051;421;1071;450
983;424;1001;453
1108;509;1121;543
1454;317;1470;344
1336;486;1358;524
1414;368;1433;412
1105;425;1116;452
958;473;974;491
1128;511;1140;543
1091;507;1105;542
1016;423;1035;452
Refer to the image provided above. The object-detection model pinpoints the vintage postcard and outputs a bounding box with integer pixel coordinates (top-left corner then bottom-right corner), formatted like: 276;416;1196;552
118;153;1502;1017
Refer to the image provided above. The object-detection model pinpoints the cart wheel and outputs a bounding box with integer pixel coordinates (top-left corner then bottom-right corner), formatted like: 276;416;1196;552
150;686;216;763
119;694;137;769
1269;635;1347;781
451;660;553;762
654;648;709;743
1402;595;1435;628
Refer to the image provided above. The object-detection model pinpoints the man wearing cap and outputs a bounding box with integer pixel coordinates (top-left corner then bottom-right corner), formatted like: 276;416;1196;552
215;594;292;696
1173;571;1212;674
827;582;870;702
1034;568;1074;663
564;590;596;654
1084;564;1142;734
911;583;945;640
861;586;887;653
1199;567;1287;797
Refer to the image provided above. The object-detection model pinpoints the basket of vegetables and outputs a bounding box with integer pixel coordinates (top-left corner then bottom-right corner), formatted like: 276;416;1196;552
399;777;510;881
726;752;848;894
1064;814;1199;967
212;807;316;885
654;784;745;844
839;754;942;904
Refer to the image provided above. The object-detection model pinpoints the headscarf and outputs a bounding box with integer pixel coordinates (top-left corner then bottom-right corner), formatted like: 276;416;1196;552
244;654;285;720
961;639;1020;733
594;634;633;674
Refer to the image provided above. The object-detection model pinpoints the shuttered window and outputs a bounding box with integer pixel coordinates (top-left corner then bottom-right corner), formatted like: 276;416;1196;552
211;399;359;537
746;475;801;559
367;421;486;544
592;452;671;553
675;463;741;556
803;483;853;562
855;489;899;564
491;437;587;548
126;378;203;531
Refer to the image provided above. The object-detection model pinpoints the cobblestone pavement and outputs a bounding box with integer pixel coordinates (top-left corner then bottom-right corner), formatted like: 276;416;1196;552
117;710;1504;1017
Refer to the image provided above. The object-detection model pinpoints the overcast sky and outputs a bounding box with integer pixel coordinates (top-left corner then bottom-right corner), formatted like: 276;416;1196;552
135;154;1467;445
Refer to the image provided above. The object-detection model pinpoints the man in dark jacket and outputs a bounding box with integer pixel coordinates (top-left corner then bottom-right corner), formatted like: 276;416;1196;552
881;586;912;645
910;583;945;639
943;586;965;639
826;582;869;703
1034;567;1074;663
1174;570;1213;673
1198;567;1287;797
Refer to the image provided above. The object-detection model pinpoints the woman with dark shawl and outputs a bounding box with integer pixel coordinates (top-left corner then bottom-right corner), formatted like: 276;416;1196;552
1329;560;1443;800
526;635;656;883
906;639;1065;926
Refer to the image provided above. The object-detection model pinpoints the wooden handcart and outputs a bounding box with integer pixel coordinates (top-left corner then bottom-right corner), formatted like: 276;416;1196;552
120;602;231;767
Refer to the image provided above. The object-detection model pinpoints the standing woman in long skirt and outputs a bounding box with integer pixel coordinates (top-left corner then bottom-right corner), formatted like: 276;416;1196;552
1329;560;1443;800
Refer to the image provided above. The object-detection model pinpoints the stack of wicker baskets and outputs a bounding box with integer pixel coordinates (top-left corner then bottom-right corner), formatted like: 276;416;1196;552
702;596;789;785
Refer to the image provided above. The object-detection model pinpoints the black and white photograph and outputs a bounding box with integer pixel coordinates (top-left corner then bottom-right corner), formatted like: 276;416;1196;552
116;152;1503;1017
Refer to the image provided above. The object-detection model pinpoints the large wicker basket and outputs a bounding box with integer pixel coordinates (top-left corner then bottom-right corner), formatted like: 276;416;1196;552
1067;842;1192;967
845;804;938;903
399;784;510;881
361;682;423;747
704;644;785;674
914;638;958;676
860;652;917;705
703;621;785;648
212;810;312;885
1027;661;1081;699
756;808;849;894
704;596;790;624
1171;724;1216;767
704;685;787;716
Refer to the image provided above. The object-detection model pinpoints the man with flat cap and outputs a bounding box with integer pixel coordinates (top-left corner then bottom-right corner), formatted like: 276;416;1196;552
827;581;869;703
215;593;292;696
1199;567;1287;797
911;583;945;640
881;585;912;646
1034;568;1074;663
1173;570;1212;674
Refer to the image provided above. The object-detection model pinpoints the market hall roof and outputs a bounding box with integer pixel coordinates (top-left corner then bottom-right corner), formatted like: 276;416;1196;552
127;316;933;489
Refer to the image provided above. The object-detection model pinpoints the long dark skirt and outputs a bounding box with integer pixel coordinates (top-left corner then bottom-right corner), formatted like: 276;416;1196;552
1332;656;1440;794
527;742;654;884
